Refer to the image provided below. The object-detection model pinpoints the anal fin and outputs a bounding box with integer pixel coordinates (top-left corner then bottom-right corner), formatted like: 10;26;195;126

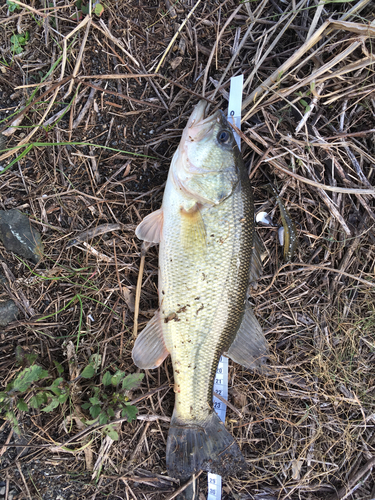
225;307;269;372
132;311;169;369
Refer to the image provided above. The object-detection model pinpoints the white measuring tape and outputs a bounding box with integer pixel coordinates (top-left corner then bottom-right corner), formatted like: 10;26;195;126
207;74;243;500
207;355;228;499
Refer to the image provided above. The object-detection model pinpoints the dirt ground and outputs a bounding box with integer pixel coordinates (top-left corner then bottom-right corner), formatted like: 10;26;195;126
1;1;375;499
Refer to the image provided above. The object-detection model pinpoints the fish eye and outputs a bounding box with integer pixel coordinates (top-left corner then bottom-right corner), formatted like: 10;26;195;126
217;130;231;144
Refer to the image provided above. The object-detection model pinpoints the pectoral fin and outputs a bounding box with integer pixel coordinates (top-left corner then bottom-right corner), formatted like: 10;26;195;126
225;307;269;372
180;204;206;253
135;208;163;244
132;311;169;369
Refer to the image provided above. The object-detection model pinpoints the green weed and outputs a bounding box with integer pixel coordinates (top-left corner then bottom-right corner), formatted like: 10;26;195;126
73;0;105;21
81;368;144;439
298;91;311;113
0;348;143;440
6;0;20;12
10;32;29;55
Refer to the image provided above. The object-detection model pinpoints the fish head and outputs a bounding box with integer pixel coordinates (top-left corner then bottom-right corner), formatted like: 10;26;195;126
173;100;242;205
181;100;238;173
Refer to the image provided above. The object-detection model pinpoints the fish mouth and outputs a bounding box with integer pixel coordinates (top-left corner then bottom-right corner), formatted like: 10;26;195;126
184;100;224;144
173;100;230;185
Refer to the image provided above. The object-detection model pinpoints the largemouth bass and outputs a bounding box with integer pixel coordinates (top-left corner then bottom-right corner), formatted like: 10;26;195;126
132;101;268;480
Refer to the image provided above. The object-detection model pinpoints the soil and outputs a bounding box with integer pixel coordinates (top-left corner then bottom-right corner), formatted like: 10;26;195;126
1;1;375;499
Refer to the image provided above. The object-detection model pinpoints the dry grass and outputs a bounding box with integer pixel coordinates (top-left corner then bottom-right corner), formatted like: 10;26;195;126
0;0;375;499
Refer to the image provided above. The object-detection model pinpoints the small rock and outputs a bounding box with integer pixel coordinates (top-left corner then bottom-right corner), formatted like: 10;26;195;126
0;133;6;151
0;299;18;326
178;37;186;55
8;490;17;500
0;210;43;263
170;56;183;70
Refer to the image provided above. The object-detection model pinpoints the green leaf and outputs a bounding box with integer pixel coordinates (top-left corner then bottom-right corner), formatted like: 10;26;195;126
54;361;64;375
49;377;64;393
58;392;69;404
89;404;101;418
111;370;125;386
89;354;101;370
51;378;64;387
75;0;82;8
42;398;60;412
81;364;95;379
6;411;20;434
121;404;138;422
13;365;49;392
94;3;104;16
107;407;115;417
104;426;119;441
99;412;108;425
122;373;144;391
92;386;101;397
89;396;100;405
50;387;62;396
81;4;89;14
7;1;20;12
81;402;91;410
25;353;38;365
102;371;112;386
84;418;98;425
29;392;47;409
300;99;309;107
10;35;20;46
0;391;7;403
17;399;28;412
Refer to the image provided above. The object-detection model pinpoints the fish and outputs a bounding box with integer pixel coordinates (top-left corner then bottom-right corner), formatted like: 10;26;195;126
132;100;268;480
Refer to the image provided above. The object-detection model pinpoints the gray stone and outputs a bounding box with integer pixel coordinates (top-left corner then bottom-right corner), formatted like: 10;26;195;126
0;210;43;264
0;133;6;152
0;299;18;326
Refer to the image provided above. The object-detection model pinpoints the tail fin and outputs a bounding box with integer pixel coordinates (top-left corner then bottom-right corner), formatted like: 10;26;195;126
166;411;247;480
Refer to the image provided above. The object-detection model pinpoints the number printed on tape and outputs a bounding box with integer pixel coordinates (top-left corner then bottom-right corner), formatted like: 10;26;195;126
207;473;222;500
